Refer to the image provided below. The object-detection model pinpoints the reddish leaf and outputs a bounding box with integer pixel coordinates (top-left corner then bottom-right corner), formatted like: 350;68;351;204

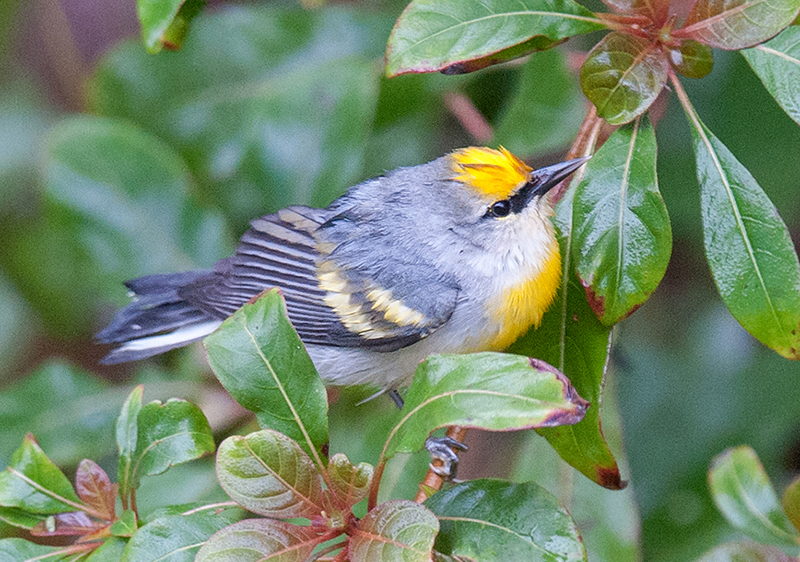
601;0;669;25
326;453;373;509
75;460;116;521
580;32;668;124
674;0;800;50
349;500;438;562
668;39;714;78
196;519;326;562
30;511;104;536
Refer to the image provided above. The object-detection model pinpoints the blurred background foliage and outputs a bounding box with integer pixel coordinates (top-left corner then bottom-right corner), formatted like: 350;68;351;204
0;0;799;560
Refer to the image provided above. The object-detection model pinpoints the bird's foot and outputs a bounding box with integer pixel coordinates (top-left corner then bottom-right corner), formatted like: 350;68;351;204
425;436;468;481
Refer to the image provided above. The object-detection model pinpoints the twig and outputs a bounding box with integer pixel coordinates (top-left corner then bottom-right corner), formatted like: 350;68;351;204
444;92;493;144
550;105;603;203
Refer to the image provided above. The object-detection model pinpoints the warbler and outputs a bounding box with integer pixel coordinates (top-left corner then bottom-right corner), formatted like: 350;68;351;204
98;147;587;393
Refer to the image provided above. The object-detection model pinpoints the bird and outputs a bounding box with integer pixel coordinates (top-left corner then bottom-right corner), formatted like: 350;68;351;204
97;147;587;397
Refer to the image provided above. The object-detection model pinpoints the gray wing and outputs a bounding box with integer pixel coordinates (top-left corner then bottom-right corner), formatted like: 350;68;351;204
182;205;460;351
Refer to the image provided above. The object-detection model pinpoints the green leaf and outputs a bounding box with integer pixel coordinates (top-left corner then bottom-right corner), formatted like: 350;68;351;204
708;446;800;553
384;352;588;460
327;453;373;508
669;39;715;78
673;0;800;50
0;435;82;514
128;398;215;489
111;510;138;537
437;36;568;75
117;385;144;503
0;538;60;561
349;500;439;562
425;479;586;561
493;48;585;156
215;430;324;519
195;519;325;562
121;509;243;562
511;182;623;490
86;538;128;562
0;361;123;467
572;115;671;325
75;460;116;522
204;291;328;462
0;507;45;530
581;32;668;125
782;475;800;532
137;0;205;53
697;542;795;562
742;26;800;127
90;6;384;229
385;0;604;76
684;104;800;359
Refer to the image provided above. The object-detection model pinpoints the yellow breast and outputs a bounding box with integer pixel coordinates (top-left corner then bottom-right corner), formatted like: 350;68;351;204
483;242;562;350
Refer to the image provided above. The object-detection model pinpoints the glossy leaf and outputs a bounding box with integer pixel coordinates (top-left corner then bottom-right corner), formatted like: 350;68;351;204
86;538;127;562
196;519;324;562
0;435;82;514
673;0;800;50
511;182;622;490
697;542;795;562
216;430;324;519
385;0;604;76
0;538;61;561
384;352;588;460
438;35;567;75
709;446;800;552
349;500;438;562
204;291;328;462
581;32;668;125
111;510;138;537
90;6;384;228
601;0;669;23
327;453;373;508
117;385;143;503
684;104;800;359
76;459;116;521
0;362;123;467
742;26;800;126
669;39;714;78
128;398;215;489
782;475;800;532
572;115;671;325
0;507;45;530
493;48;585;156
425;479;586;561
137;0;205;53
121;509;243;562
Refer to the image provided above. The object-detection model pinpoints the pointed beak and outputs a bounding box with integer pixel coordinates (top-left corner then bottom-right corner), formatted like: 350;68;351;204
530;156;590;197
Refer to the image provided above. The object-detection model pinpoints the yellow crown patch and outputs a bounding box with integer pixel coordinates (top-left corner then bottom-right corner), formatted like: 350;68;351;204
450;146;532;199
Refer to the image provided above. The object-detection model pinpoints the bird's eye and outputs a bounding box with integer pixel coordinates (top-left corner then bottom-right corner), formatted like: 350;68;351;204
488;200;511;218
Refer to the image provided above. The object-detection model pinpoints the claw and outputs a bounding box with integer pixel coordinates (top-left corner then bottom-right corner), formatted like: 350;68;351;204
425;436;468;481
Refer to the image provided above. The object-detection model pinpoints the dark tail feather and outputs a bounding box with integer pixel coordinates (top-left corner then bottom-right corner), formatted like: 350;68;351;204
97;271;223;364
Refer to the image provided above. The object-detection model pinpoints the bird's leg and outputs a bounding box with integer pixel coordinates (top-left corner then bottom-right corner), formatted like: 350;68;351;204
387;389;405;409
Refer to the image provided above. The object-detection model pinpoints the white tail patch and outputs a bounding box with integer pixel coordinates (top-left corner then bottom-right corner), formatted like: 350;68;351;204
117;320;223;353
